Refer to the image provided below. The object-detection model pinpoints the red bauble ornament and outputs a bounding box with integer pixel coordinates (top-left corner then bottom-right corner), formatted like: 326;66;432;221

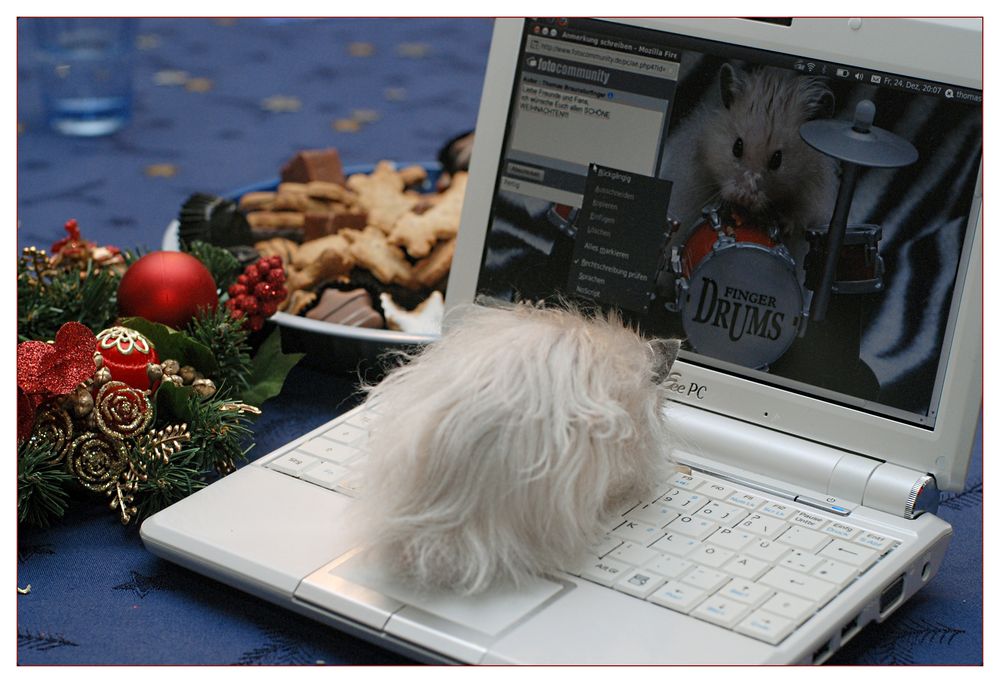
117;251;218;329
96;326;160;390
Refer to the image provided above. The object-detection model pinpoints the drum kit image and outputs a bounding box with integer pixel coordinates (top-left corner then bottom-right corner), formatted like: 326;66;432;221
661;100;919;380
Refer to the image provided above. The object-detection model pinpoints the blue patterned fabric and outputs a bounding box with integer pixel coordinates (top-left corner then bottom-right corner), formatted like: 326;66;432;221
16;18;982;666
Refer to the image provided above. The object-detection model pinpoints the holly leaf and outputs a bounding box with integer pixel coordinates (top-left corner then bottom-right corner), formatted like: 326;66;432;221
239;329;303;407
119;317;218;375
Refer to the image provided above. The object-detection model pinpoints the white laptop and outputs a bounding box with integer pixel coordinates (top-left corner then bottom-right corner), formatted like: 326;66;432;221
141;18;982;664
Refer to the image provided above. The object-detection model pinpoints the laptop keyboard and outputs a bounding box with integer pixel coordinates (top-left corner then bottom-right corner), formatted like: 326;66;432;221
264;406;901;646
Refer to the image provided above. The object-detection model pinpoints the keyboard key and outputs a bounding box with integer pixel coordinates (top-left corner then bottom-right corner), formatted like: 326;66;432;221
667;472;705;490
760;592;816;623
609;542;660;567
779;549;825;574
737;513;788;539
680;566;729;592
659;490;710;513
324;422;367;445
819;540;878;570
811;559;858;588
666;515;719;541
736;610;795;645
743;539;792;564
777;525;830;553
297;437;361;465
334;471;364;497
696;481;735;500
759;501;798;520
615;568;667;599
610;498;643;518
692;594;750;628
708;527;755;551
717;579;774;608
269;451;319;476
790;510;828;530
651;533;699;557
823;521;861;541
643;553;694;579
694;500;749;526
614;519;667;546
300;461;350;489
687;544;735;569
855;532;896;552
649;581;707;613
581;557;631;587
589;533;623;559
759;566;837;604
724;554;771;581
629;502;679;527
726;491;766;510
345;410;376;430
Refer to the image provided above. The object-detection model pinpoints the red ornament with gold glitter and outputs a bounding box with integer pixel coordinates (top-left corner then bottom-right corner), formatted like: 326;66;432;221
96;326;160;390
117;251;218;329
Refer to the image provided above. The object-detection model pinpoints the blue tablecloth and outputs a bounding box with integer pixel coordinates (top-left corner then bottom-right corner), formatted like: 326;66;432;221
16;18;983;666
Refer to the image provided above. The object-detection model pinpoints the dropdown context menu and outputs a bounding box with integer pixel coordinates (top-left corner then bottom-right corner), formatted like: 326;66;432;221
566;164;672;313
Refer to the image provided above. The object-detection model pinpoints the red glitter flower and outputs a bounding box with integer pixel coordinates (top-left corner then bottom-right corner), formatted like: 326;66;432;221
16;322;98;441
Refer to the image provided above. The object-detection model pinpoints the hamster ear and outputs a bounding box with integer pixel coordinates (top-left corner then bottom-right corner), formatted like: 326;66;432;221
650;339;682;384
808;86;836;120
720;63;742;109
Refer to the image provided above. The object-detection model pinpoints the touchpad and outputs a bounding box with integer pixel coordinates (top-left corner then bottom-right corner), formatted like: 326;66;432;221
331;552;564;636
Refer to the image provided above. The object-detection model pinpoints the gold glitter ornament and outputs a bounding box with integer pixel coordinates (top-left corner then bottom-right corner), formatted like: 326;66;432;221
68;431;128;492
94;381;153;439
30;402;74;464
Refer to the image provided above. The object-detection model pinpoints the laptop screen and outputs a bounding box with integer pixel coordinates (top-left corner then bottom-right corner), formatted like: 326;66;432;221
474;18;982;429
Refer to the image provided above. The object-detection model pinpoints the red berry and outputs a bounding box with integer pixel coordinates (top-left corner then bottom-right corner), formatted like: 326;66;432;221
266;269;284;285
262;301;279;316
244;265;260;282
228;283;247;297
268;255;282;269
253;282;272;299
237;274;249;286
249;314;265;331
257;260;271;275
243;297;260;315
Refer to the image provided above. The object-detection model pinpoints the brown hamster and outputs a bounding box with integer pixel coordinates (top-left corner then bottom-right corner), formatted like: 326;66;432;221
662;63;839;239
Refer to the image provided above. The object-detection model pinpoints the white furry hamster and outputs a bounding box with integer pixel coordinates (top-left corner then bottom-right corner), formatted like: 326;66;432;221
661;63;839;238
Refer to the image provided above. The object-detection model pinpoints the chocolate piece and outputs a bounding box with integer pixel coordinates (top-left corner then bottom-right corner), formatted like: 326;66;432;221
303;208;368;241
281;148;346;186
306;288;384;328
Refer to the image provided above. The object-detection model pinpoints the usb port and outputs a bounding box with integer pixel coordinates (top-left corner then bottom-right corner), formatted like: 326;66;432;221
812;639;832;663
841;614;860;640
879;574;906;614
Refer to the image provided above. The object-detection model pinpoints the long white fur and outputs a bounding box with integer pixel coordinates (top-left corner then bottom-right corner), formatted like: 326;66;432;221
349;302;680;595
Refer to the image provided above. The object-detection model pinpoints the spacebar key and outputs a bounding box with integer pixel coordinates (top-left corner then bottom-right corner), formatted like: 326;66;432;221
759;566;836;605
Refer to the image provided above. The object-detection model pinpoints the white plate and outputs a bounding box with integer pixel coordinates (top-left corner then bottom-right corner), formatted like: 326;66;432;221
162;163;443;369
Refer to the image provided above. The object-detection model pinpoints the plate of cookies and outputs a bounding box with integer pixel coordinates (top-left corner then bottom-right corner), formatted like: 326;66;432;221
164;145;471;372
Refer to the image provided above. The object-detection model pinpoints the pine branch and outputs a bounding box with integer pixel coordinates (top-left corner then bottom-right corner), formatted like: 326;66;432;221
185;395;257;475
133;446;206;522
186;240;242;292
17;253;122;342
186;306;253;398
18;438;73;528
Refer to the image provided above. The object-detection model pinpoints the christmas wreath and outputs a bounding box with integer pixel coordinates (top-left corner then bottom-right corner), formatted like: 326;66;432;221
17;220;303;527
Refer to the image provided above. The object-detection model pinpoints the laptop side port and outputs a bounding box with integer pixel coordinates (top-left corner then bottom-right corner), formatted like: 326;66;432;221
879;574;906;615
840;613;861;643
812;638;833;664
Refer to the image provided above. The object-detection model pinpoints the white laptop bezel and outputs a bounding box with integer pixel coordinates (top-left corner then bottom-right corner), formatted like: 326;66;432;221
447;17;982;492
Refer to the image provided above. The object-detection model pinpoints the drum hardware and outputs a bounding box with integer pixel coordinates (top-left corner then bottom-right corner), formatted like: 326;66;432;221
800;99;918;322
665;202;807;369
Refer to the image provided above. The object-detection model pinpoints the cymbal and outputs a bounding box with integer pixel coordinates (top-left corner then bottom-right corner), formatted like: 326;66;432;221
800;99;918;168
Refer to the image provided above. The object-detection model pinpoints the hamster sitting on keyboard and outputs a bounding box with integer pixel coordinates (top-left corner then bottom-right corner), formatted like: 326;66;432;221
350;301;681;594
